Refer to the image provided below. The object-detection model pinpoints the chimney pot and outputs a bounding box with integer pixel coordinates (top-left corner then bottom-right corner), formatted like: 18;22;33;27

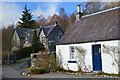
55;22;58;26
77;5;80;13
76;4;83;21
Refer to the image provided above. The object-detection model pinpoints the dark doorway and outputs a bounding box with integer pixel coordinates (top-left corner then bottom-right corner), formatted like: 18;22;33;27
92;44;102;71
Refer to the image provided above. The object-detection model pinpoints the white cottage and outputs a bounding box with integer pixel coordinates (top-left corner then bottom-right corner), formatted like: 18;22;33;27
56;6;120;74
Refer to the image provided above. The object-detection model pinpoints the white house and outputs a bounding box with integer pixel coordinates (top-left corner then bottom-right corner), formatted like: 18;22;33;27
56;6;120;74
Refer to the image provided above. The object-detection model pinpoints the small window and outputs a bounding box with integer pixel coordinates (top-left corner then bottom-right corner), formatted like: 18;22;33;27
42;36;45;43
69;46;75;60
48;40;53;45
58;36;61;40
57;36;61;42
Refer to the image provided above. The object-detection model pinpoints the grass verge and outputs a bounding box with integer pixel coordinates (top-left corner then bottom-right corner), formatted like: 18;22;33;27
17;56;30;63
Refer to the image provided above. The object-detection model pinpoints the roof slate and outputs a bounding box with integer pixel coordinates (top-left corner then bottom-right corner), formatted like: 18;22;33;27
15;25;57;42
38;25;56;37
15;28;33;43
58;7;120;45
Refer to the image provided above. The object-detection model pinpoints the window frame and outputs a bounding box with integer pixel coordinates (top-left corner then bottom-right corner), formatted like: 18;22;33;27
68;46;76;63
69;46;75;60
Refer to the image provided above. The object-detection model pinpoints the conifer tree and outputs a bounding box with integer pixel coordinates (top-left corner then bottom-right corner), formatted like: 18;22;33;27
32;27;38;53
32;27;45;53
17;5;35;28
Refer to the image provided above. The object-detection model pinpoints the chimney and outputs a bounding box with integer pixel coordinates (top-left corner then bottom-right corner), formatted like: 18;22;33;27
76;4;83;21
55;21;58;26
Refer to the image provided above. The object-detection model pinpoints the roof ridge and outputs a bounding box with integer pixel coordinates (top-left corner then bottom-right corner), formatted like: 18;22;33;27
82;6;120;18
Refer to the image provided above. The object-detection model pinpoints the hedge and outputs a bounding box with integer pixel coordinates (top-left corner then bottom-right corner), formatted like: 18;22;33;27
15;47;33;60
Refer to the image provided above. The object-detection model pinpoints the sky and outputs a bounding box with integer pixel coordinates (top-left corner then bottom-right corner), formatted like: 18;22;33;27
1;0;119;28
1;2;84;28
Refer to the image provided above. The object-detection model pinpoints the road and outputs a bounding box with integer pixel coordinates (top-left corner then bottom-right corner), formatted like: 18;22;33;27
2;61;30;78
1;60;120;79
2;66;29;78
31;72;106;78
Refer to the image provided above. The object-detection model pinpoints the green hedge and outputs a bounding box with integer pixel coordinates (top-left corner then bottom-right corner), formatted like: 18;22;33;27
15;47;32;60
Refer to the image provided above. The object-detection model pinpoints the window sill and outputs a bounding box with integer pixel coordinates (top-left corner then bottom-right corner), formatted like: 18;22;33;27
68;61;76;63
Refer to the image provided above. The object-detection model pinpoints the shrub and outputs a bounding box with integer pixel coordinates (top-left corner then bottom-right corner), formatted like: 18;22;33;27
48;53;56;70
32;27;45;53
31;53;57;73
39;68;46;74
55;66;64;71
15;47;32;60
2;50;9;60
30;68;46;74
33;59;49;68
30;68;40;74
2;50;13;65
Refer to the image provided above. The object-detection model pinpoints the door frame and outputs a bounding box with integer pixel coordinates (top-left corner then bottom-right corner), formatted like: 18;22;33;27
92;44;102;71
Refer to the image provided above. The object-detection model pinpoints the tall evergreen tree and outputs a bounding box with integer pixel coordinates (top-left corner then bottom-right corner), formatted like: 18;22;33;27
17;5;35;28
32;27;45;53
32;27;38;53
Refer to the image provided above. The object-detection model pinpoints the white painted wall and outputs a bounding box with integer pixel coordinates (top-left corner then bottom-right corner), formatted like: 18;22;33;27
56;40;119;74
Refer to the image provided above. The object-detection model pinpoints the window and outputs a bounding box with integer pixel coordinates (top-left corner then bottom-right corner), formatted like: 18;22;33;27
68;46;76;63
48;40;53;45
42;36;45;43
57;36;61;42
69;46;75;60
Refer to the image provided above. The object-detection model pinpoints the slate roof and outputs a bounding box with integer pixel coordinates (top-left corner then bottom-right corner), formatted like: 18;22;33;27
15;28;34;43
15;28;28;39
58;7;120;45
14;24;58;43
26;29;34;43
38;25;56;37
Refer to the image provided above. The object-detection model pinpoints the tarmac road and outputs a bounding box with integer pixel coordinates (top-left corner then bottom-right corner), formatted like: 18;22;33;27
1;59;120;79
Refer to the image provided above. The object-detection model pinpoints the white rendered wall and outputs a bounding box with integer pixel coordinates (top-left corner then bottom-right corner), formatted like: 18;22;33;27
56;40;119;74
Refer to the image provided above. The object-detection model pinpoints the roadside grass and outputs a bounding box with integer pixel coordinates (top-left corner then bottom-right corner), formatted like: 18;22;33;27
96;72;120;77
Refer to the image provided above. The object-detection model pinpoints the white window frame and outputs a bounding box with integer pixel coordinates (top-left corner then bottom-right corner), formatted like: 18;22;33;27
69;46;75;60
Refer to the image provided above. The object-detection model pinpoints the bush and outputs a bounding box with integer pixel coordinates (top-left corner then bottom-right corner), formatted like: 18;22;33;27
33;59;49;68
15;47;32;60
30;68;40;74
55;66;64;71
39;68;46;74
2;50;9;60
30;68;46;74
48;53;56;71
2;50;12;65
31;53;57;73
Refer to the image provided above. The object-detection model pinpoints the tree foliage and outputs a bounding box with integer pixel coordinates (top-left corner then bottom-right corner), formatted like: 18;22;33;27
32;27;38;53
58;8;69;32
83;2;104;14
32;27;45;53
35;2;120;33
2;25;14;60
17;5;35;28
104;2;120;9
66;13;76;32
2;25;14;51
83;2;120;14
